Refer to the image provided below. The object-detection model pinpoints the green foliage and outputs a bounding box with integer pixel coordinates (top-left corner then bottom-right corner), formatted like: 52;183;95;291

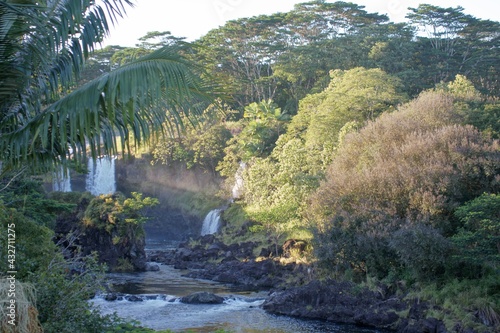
152;104;232;174
0;0;217;171
0;204;56;280
408;275;500;332
389;225;452;281
239;68;406;258
451;193;500;274
83;192;158;242
407;5;500;95
310;89;500;279
0;176;75;229
224;100;289;163
34;254;108;333
0;198;118;333
153;124;231;172
247;202;300;256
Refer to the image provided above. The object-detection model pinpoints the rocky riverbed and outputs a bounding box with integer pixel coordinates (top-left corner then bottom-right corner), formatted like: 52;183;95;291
145;234;473;333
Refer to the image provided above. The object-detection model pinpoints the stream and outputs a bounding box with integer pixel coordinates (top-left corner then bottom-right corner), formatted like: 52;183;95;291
90;240;385;332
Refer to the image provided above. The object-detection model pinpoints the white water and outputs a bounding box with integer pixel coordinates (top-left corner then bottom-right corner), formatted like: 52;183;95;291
91;264;379;333
85;156;116;195
231;162;246;199
52;166;72;192
201;209;222;236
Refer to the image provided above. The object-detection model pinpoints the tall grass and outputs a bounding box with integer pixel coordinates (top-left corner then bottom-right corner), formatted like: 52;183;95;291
0;280;42;333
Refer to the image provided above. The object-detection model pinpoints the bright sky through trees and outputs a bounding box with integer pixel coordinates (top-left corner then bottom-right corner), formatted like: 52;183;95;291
101;0;500;47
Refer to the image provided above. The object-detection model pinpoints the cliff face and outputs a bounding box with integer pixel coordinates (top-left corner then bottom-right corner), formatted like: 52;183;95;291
50;155;224;270
54;193;148;272
115;156;223;242
77;222;147;271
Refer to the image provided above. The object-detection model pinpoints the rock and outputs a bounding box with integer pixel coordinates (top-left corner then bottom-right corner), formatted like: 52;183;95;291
262;280;407;330
282;239;308;257
176;248;194;261
126;295;143;302
54;195;148;272
221;255;238;263
146;263;160;271
401;317;448;333
104;293;119;301
180;292;224;304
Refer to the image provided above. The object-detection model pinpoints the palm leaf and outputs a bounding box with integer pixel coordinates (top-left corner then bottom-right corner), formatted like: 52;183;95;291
1;0;221;173
3;45;217;169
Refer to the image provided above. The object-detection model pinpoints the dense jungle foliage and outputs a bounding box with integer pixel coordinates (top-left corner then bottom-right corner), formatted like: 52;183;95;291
1;0;499;332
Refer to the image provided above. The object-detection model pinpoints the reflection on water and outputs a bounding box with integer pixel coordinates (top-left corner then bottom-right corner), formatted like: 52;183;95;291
92;265;384;333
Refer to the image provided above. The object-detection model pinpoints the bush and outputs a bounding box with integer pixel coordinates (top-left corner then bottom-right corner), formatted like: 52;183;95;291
389;224;452;281
310;90;500;279
451;193;500;276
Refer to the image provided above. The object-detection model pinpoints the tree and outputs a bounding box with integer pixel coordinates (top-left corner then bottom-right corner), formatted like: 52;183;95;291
0;0;216;173
407;4;500;95
293;67;406;169
452;193;500;273
310;89;500;277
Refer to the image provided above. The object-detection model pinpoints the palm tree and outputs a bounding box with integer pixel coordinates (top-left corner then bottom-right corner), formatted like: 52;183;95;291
0;0;216;173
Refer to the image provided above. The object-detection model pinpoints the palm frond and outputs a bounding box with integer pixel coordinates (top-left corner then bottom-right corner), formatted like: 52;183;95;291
2;45;218;170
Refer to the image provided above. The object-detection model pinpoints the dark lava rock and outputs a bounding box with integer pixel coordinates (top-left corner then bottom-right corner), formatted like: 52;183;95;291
186;258;285;289
104;293;119;301
262;280;406;330
400;317;448;333
180;292;224;304
126;295;144;302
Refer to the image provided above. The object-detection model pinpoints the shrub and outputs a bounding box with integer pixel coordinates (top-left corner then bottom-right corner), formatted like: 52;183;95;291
451;193;500;276
389;224;452;280
310;90;500;279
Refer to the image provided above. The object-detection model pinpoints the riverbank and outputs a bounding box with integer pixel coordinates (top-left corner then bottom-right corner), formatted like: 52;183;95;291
147;234;498;333
94;264;378;332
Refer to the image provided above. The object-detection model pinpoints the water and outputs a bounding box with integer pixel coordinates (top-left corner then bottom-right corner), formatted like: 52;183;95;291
91;264;379;333
52;166;72;192
86;156;116;195
231;162;246;199
201;209;222;236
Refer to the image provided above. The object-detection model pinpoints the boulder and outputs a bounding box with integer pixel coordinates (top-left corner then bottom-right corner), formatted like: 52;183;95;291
262;280;406;330
146;263;160;271
180;292;224;304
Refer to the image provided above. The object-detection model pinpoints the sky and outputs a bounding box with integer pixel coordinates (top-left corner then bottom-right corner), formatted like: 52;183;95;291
101;0;500;47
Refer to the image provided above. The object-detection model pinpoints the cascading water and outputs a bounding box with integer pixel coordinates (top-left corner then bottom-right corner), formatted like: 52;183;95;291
231;162;246;200
52;166;72;192
85;156;116;195
200;209;221;236
200;162;246;236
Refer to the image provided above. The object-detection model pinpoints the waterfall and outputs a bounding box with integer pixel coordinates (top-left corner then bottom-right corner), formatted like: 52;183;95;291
201;209;222;236
52;166;72;192
86;156;116;196
231;162;246;199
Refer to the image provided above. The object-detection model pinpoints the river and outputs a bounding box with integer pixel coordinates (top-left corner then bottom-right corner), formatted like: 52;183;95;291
90;240;384;333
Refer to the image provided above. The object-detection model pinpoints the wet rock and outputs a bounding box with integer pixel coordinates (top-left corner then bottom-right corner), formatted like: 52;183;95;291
180;292;224;304
104;293;119;301
126;295;143;302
